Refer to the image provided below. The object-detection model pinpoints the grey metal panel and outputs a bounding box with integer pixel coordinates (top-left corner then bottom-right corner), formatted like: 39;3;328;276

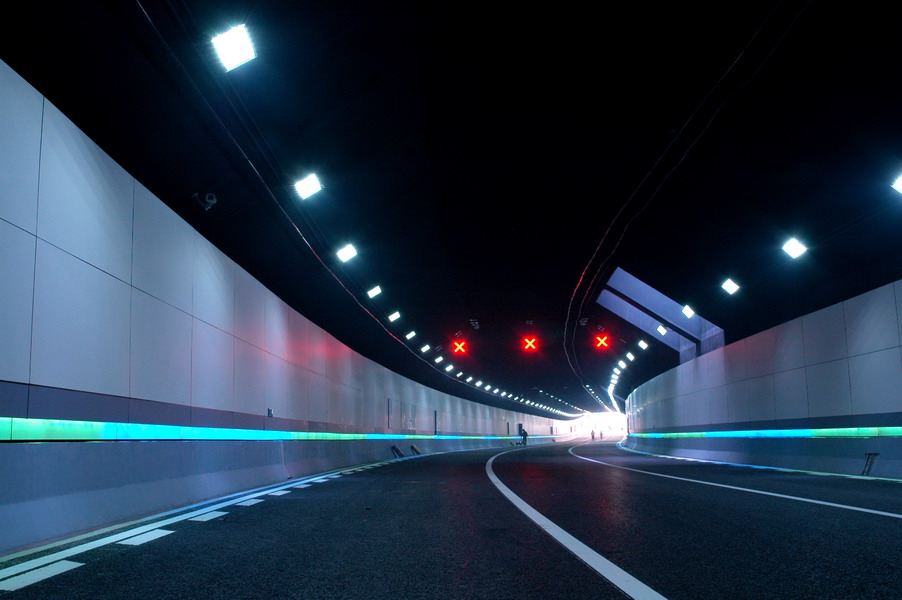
597;289;693;353
606;268;723;346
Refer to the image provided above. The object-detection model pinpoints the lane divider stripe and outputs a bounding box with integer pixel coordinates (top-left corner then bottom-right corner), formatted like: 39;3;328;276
486;449;668;600
0;560;83;591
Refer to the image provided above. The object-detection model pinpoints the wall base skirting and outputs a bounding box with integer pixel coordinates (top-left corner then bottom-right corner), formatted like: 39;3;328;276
0;436;555;556
624;434;902;480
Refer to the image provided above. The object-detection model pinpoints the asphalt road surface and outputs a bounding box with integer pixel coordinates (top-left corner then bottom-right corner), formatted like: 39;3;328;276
2;439;901;599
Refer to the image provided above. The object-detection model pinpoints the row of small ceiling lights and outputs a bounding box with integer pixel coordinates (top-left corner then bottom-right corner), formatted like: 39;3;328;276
211;26;581;418
607;172;902;404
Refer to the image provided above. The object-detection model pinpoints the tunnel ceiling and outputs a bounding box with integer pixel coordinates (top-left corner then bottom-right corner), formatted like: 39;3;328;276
3;1;902;416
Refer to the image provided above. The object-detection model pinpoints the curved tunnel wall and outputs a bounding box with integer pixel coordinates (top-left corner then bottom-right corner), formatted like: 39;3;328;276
0;60;566;553
625;277;902;478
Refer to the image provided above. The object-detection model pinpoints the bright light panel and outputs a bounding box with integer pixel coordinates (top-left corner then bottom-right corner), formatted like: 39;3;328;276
294;174;323;199
212;25;256;71
638;340;648;350
722;278;740;295
420;344;430;352
445;364;454;372
613;368;621;374
337;244;357;262
893;174;902;194
618;360;627;369
388;311;400;322
782;237;807;259
434;356;443;363
406;331;416;340
682;305;695;319
657;325;667;336
626;352;635;361
367;286;382;298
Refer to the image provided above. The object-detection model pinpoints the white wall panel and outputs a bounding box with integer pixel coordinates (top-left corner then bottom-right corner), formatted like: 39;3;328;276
31;241;130;396
264;353;292;419
746;375;776;422
37;102;134;282
0;60;42;233
288;310;311;367
289;363;309;421
772;318;805;372
308;372;328;422
843;284;899;357
725;381;750;423
132;183;194;313
805;359;851;418
848;348;902;415
264;293;290;360
193;237;235;334
234;268;266;349
190;318;234;411
744;328;775;379
130;289;191;404
773;368;808;420
802;304;847;365
0;220;36;383
233;339;266;415
707;385;729;424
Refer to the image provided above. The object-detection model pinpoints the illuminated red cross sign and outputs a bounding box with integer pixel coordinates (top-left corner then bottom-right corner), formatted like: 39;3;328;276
453;340;467;353
595;335;610;349
523;337;538;351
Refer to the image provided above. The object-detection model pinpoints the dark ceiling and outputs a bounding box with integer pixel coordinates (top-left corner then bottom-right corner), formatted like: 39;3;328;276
4;1;902;417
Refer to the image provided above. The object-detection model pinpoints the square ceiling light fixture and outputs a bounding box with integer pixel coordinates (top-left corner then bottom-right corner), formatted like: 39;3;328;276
892;173;902;194
336;244;357;262
682;305;695;319
294;174;323;199
721;278;740;295
782;237;807;259
212;25;256;71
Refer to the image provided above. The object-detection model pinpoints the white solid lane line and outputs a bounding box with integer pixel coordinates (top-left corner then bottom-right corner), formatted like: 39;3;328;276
0;561;83;591
569;445;902;520
486;449;668;600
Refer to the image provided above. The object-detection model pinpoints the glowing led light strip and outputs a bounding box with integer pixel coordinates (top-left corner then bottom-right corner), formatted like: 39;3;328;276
0;417;559;443
631;426;902;439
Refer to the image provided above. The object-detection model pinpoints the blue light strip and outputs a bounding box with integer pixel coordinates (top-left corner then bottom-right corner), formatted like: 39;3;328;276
0;417;558;443
631;426;902;440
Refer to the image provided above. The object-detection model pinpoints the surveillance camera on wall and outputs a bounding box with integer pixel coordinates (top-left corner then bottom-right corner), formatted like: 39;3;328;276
192;192;217;211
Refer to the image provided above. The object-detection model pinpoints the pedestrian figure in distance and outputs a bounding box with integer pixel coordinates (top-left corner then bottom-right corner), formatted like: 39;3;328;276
521;428;528;446
591;429;595;441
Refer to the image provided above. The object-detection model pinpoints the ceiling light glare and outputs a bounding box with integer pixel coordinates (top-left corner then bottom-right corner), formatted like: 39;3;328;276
406;331;416;340
434;356;443;364
485;384;492;390
294;174;323;199
388;311;400;322
456;372;463;377
626;352;635;361
420;344;430;352
782;237;807;259
445;364;454;372
212;24;256;72
475;380;482;387
367;286;382;298
657;325;667;336
682;305;695;319
618;360;627;369
892;174;902;194
722;278;740;295
613;368;621;374
336;244;357;262
638;340;648;350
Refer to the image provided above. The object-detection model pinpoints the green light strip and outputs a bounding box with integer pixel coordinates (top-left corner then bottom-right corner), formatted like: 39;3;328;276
0;417;554;443
631;426;902;440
